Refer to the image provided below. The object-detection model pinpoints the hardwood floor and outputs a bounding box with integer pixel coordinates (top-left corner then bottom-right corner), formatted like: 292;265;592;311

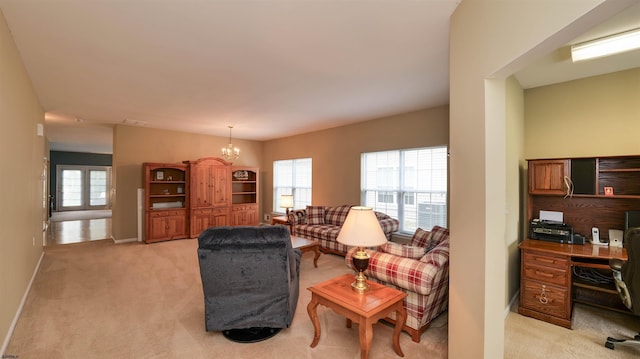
47;211;112;246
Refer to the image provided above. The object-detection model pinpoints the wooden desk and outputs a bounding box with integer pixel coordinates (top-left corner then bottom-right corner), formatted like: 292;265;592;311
307;274;407;359
519;239;628;328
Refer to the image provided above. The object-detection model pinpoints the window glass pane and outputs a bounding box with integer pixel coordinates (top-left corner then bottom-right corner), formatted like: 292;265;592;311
89;170;107;206
362;147;447;233
274;158;312;212
61;170;82;207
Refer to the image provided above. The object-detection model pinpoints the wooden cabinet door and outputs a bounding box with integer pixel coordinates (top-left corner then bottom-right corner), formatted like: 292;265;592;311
211;208;229;227
192;164;213;208
212;165;229;207
230;207;243;226
148;211;187;242
230;205;258;226
190;208;229;237
166;214;186;238
191;209;212;238
242;205;258;225
529;160;569;195
148;215;169;242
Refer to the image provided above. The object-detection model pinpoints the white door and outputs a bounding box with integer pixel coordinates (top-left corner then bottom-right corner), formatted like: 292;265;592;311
57;165;112;211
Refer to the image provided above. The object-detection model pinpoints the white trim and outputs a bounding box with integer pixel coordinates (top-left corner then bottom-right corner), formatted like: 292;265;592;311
112;235;137;244
1;251;45;356
504;290;520;319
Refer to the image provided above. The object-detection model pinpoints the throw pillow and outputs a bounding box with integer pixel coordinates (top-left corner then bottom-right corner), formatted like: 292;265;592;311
380;242;427;259
429;226;450;248
410;227;434;249
306;206;326;225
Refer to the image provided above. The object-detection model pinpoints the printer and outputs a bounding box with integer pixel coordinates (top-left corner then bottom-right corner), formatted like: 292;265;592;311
530;219;585;244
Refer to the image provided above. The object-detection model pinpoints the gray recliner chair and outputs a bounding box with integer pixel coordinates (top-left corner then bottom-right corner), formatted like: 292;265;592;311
605;227;640;351
197;226;301;342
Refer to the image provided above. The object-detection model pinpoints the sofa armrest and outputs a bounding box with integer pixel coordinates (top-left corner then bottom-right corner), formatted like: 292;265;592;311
287;209;307;225
345;245;449;296
287;209;307;235
378;217;400;235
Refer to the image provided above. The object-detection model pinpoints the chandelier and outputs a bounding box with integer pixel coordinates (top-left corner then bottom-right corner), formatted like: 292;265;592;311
221;125;240;161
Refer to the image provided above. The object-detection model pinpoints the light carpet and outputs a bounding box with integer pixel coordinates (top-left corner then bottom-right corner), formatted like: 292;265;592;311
7;238;639;358
6;238;448;359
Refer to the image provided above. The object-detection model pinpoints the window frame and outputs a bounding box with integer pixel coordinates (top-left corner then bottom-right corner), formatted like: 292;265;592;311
361;146;448;234
273;158;312;213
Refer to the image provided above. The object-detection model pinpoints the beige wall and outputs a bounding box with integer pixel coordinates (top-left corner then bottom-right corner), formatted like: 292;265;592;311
0;9;45;350
112;107;448;240
112;125;263;240
449;0;626;357
260;107;449;216
525;68;640;159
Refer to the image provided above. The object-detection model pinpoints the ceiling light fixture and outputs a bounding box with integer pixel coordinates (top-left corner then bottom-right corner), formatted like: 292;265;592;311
221;125;240;161
122;119;147;126
571;28;640;62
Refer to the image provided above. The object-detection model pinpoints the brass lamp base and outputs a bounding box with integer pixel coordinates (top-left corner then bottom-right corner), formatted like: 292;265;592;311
351;247;370;293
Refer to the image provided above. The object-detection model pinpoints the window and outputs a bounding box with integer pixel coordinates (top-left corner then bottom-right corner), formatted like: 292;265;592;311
273;158;312;212
361;147;447;234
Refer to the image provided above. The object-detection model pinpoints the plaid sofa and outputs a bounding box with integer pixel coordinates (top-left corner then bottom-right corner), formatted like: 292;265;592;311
286;205;399;255
345;225;450;343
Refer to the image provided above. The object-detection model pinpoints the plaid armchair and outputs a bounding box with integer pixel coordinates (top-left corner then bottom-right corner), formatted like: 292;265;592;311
345;225;450;343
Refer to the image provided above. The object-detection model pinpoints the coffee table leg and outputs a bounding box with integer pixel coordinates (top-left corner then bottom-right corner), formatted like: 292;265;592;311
392;307;406;357
358;318;373;359
313;246;320;267
307;295;321;348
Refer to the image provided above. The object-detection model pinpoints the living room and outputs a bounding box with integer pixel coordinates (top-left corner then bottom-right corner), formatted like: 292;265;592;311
2;1;640;358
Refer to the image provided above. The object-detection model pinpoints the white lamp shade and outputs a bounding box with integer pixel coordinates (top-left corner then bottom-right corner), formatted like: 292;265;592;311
280;194;294;209
337;206;388;247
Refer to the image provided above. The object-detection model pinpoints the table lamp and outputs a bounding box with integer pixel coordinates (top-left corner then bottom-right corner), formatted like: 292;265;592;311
280;194;294;216
337;206;388;293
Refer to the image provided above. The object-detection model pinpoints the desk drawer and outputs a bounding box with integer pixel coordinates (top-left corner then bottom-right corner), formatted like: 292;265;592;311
523;252;569;269
523;264;569;287
521;281;569;319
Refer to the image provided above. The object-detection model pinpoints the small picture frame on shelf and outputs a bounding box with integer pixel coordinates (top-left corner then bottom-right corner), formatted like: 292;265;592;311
156;171;164;181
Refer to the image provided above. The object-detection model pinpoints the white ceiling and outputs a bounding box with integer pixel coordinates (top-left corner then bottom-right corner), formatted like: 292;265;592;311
1;1;639;154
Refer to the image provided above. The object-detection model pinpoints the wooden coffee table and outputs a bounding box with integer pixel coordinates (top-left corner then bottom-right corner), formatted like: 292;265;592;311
291;235;321;268
307;274;407;359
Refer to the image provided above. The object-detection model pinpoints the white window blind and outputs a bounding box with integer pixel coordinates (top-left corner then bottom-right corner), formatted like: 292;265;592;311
273;158;312;212
361;147;447;233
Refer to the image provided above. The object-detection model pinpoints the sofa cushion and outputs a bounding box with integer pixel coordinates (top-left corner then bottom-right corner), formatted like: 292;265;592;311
324;205;352;226
429;226;449;248
295;224;341;242
410;228;434;249
380;242;427;259
306;206;326;225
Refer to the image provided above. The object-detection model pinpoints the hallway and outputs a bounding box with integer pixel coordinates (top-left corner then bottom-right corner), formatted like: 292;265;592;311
47;210;112;245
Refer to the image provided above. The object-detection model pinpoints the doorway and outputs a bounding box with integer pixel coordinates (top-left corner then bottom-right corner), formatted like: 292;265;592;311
56;165;112;211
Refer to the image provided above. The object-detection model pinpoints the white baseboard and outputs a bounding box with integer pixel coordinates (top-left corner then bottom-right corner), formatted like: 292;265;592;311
1;251;45;357
505;290;520;319
112;235;138;244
